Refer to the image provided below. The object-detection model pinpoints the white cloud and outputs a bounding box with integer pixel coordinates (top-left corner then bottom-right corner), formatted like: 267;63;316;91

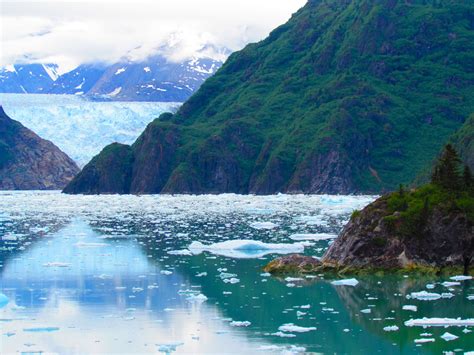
0;0;307;70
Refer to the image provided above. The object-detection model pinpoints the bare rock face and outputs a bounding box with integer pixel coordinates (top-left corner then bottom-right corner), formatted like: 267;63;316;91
0;106;79;190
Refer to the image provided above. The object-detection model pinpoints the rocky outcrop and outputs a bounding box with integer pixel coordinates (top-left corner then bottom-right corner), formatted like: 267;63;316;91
0;106;79;190
263;254;322;274
265;188;474;275
322;195;473;273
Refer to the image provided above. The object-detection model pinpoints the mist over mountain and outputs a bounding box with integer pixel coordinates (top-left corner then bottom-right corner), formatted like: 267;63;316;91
0;40;229;102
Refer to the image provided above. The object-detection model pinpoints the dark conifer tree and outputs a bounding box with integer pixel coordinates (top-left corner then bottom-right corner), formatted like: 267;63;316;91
431;144;462;190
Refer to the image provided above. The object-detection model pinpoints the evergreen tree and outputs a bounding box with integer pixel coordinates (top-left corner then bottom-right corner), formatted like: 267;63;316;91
431;144;462;190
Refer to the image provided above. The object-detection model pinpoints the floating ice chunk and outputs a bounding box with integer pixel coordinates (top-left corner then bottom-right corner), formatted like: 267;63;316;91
383;325;399;332
409;291;441;301
361;309;371;314
167;249;192;256
402;305;418;312
414;338;435;344
75;242;109;248
404;318;474;327
331;278;359;287
450;275;472;281
160;270;173;275
0;293;9;308
289;233;337;241
230;321;251;327
23;327;59;332
296;311;306;317
188;240;305;259
223;278;240;284
426;284;435;289
278;323;316;333
250;222;278;230
260;272;271;277
442;281;461;287
285;277;303;282
468;295;474;301
271;331;297;338
43;262;71;267
441;293;455;299
186;294;208;303
196;272;207;277
440;332;458;341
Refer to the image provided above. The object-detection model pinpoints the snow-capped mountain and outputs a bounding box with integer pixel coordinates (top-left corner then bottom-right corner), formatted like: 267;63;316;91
0;51;227;102
49;65;107;95
0;64;60;94
87;54;223;101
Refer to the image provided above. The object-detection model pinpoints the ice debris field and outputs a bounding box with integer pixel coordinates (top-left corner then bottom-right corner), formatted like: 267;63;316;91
0;192;472;354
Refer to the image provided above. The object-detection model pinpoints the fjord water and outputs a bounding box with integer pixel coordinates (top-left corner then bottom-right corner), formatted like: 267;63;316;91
0;192;472;354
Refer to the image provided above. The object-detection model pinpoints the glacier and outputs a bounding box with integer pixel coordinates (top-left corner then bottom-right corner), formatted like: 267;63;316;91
0;94;181;166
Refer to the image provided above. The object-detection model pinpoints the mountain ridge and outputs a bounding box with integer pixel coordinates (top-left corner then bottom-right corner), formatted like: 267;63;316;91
65;0;474;195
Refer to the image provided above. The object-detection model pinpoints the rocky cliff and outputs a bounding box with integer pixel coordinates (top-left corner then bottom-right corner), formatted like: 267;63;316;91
322;190;473;273
65;0;474;195
0;106;79;190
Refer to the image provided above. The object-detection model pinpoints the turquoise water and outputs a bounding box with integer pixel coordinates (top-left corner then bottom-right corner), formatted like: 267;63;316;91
0;192;472;354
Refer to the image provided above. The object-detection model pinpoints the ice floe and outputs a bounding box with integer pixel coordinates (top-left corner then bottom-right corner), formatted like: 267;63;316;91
331;278;359;287
402;305;418;312
250;221;278;230
288;233;337;241
278;323;316;333
188;240;305;259
440;332;458;341
414;338;435;344
450;275;472;281
230;321;251;327
404;318;474;327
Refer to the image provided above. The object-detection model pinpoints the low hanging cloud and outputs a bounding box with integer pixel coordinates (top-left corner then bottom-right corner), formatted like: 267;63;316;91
1;0;306;71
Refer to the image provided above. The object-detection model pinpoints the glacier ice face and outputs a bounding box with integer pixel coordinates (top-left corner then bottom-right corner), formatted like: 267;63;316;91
0;94;181;166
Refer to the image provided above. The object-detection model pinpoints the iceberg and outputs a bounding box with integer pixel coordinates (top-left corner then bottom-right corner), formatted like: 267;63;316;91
188;240;305;259
278;323;316;333
408;291;441;301
331;278;359;287
450;275;473;281
289;233;337;241
383;326;399;332
404;318;474;327
230;321;251;327
249;222;278;230
290;233;337;241
440;332;458;341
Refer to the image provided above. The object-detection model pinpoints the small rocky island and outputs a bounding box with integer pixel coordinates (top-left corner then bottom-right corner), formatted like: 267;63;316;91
265;145;474;275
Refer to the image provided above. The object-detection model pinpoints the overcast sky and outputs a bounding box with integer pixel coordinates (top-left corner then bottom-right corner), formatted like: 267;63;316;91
1;0;306;71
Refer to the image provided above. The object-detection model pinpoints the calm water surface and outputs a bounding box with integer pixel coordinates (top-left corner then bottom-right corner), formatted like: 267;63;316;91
0;192;472;354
